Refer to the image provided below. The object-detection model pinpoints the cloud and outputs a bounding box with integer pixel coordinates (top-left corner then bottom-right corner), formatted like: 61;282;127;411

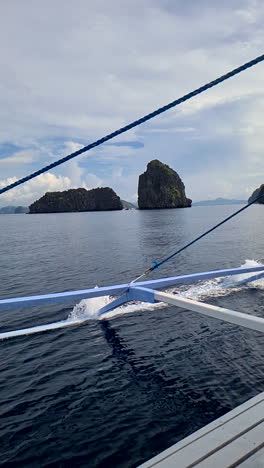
0;0;264;201
63;141;84;154
84;173;103;188
143;127;195;134
0;149;37;167
0;173;71;206
107;141;144;148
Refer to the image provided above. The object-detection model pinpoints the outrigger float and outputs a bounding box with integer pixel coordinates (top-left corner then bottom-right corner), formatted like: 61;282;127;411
1;264;264;466
1;264;264;336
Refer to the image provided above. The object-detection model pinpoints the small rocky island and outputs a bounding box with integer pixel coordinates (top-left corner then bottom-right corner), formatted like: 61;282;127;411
248;184;264;204
138;159;191;209
29;187;123;213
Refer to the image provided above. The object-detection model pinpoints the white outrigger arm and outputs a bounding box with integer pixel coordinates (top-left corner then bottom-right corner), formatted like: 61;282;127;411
0;265;264;339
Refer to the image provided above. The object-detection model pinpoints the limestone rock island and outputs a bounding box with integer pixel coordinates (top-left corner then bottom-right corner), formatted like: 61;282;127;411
248;184;264;204
29;187;123;213
138;160;192;209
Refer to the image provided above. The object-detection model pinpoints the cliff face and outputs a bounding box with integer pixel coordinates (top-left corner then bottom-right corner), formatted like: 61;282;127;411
29;187;123;213
138;160;192;209
248;184;264;204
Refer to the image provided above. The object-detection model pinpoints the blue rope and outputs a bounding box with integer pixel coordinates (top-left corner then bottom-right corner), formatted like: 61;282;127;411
146;192;264;274
0;53;264;196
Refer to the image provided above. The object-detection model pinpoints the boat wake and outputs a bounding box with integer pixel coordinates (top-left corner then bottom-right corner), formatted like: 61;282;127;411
174;260;264;301
1;259;263;340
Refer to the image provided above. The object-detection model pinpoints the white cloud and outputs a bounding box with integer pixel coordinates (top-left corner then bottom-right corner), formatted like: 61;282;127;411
0;0;264;201
84;173;103;188
63;141;84;154
0;0;263;140
0;150;38;167
0;173;71;206
143;127;195;134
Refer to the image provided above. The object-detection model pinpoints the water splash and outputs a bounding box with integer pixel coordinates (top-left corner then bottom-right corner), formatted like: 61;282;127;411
0;295;163;340
69;295;164;321
173;278;233;301
69;294;111;321
221;259;264;289
172;259;264;301
1;259;263;340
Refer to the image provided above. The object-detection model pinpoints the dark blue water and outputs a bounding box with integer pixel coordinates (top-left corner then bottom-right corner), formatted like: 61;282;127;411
0;206;263;467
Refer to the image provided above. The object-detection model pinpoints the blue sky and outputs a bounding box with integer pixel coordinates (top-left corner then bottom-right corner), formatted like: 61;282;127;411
0;0;263;206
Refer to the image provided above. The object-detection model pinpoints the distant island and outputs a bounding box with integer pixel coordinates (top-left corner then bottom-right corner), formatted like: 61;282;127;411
121;200;137;209
193;198;246;207
28;159;192;213
29;187;123;213
138;160;191;209
7;161;258;214
0;206;29;214
0;199;136;214
248;184;264;204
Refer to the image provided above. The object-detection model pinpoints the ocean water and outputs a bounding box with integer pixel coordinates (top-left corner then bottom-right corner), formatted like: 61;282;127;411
0;206;263;467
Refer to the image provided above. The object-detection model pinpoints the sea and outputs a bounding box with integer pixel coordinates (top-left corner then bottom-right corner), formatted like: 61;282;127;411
0;205;263;467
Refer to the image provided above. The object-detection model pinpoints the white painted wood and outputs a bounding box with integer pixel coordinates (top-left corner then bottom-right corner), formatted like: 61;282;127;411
0;318;83;340
154;291;264;333
1;265;264;311
195;422;264;467
139;392;264;468
239;446;264;467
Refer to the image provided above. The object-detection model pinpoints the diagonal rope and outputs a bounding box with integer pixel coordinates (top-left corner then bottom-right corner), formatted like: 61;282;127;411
130;191;264;283
0;53;264;196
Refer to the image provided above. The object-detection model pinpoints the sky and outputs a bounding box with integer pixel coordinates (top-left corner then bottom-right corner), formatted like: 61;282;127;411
0;0;264;206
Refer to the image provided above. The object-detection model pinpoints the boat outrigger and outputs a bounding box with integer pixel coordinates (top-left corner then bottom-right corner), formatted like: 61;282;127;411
1;264;264;337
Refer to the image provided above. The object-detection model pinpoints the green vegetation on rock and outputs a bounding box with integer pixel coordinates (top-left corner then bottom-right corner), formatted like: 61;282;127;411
29;187;123;213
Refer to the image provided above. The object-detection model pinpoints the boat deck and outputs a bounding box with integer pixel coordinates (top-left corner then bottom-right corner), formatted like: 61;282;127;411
139;391;264;468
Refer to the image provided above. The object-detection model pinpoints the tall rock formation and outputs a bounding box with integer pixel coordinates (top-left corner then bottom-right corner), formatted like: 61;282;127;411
248;184;264;204
29;187;123;213
138;160;191;209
